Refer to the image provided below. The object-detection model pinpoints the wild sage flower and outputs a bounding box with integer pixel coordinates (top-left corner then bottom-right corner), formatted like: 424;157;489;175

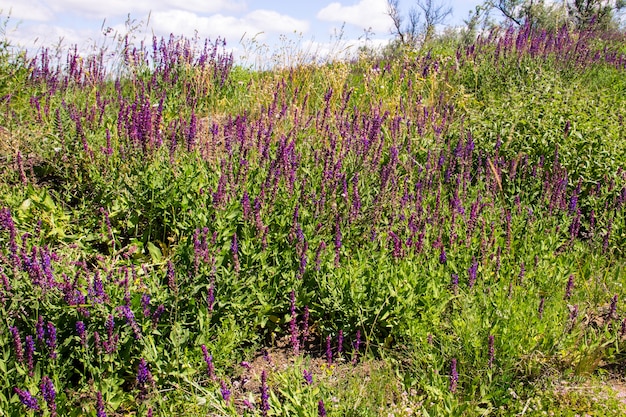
298;241;308;279
352;330;361;364
46;322;57;359
40;375;57;416
207;281;215;312
449;358;458;393
315;241;326;272
167;260;176;292
488;335;495;368
0;207;18;265
318;399;327;417
119;304;142;339
141;293;151;317
241;191;251;219
14;387;40;411
136;358;153;398
96;391;107;417
439;247;447;265
468;258;478;289
220;380;231;403
0;269;11;294
76;321;87;347
260;370;269;416
36;316;46;342
303;369;313;385
201;345;215;380
231;234;240;273
90;271;107;304
9;326;24;363
104;315;118;354
608;294;618;321
94;331;102;354
25;335;35;376
152;304;165;326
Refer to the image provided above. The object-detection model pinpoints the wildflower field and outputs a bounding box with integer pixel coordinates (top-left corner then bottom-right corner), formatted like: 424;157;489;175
0;21;625;416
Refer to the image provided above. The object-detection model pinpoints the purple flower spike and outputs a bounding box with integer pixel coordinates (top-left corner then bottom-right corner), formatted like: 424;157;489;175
450;273;459;293
303;369;313;385
167;260;176;292
608;294;618;320
76;321;87;346
46;322;57;359
201;345;215;380
207;281;215;312
14;387;40;411
152;305;165;326
25;336;35;376
318;399;327;417
141;293;151;317
315;241;326;272
136;358;153;385
220;380;231;403
104;315;118;354
117;307;135;338
468;258;478;288
96;391;107;417
260;370;270;416
36;316;46;342
136;358;153;399
231;234;240;273
40;375;57;416
449;358;458;393
439;247;447;264
9;326;24;363
352;330;361;364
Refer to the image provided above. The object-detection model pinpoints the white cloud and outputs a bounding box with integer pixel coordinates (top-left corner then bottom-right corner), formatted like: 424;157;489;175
5;23;99;51
46;0;155;18
150;9;309;44
245;10;310;34
42;0;245;19
0;0;54;21
317;0;392;33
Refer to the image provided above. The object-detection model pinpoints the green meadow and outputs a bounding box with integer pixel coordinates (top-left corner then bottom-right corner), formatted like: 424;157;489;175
1;14;625;416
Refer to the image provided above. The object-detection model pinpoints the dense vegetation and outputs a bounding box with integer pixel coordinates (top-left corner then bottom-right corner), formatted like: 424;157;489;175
1;18;625;416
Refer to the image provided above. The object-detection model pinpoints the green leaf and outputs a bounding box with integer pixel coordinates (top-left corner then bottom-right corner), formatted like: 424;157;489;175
146;241;162;262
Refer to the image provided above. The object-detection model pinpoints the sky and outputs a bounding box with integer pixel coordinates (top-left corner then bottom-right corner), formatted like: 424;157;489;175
0;0;483;66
